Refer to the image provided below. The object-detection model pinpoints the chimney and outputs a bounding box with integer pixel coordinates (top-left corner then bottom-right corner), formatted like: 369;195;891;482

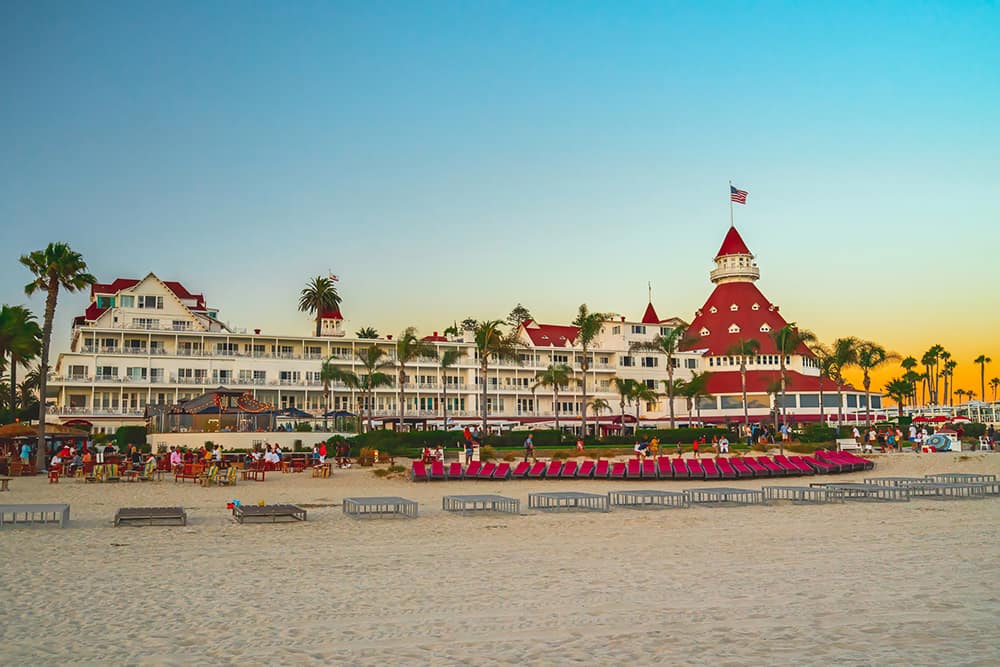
620;316;626;322
254;329;260;335
433;331;438;337
387;335;393;340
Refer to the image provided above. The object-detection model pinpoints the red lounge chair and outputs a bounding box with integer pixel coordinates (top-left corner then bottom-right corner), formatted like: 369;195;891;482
430;461;446;480
657;457;671;479
687;459;705;479
527;461;547;478
561;461;579;478
447;462;465;480
802;456;836;474
411;461;429;482
744;458;769;477
785;456;814;475
547;461;564;477
759;457;784;476
626;459;642;479
594;460;610;478
610;462;627;479
466;461;483;477
702;459;720;479
717;458;736;479
671;458;689;479
577;460;595;478
815;451;850;472
772;455;798;475
477;462;496;479
730;458;753;478
494;462;512;480
641;459;657;478
511;462;530;479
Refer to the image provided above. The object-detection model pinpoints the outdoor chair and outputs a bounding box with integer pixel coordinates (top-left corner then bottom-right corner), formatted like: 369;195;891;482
772;455;799;475
609;462;627;479
687;459;705;479
785;456;815;475
527;461;547;478
447;462;465;480
744;458;769;477
411;461;430;482
577;460;595;478
560;461;578;478
477;462;497;480
510;461;530;479
802;456;837;474
104;464;121;483
465;461;483;477
701;458;720;479
717;458;736;479
494;462;512;480
730;458;753;478
546;460;564;477
594;460;610;478
656;456;671;479
217;466;238;486
138;459;157;481
199;465;220;486
641;459;657;479
759;457;784;476
626;459;641;479
671;458;689;479
429;461;445;480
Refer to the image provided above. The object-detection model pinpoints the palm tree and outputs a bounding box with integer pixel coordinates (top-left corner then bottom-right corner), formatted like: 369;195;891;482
677;371;712;424
438;348;463;429
533;363;573;435
726;338;761;429
473;320;521;437
990;377;999;403
771;323;817;428
393;327;438;431
298;276;341;337
812;343;837;423
974;355;992;402
941;359;957;407
325;347;393;432
0;305;42;413
612;377;636;436
631;381;659;431
831;337;858;424
884;377;913;418
629;324;695;428
903;370;923;410
21;242;96;469
319;356;341;431
355;327;379;339
852;340;898;427
572;304;610;438
921;345;945;405
900;355;920;408
954;388;969;405
589;397;611;426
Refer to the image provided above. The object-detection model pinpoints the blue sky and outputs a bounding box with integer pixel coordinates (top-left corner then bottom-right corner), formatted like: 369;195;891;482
2;2;998;386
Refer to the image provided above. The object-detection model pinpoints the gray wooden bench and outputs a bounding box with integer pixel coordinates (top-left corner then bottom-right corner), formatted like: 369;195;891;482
528;492;610;513
685;487;765;506
810;482;910;502
0;504;70;528
343;496;418;519
233;504;307;524
608;490;688;509
115;506;187;526
762;486;844;503
442;494;520;515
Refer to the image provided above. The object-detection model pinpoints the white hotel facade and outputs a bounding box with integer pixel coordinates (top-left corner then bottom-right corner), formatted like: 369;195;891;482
48;228;880;434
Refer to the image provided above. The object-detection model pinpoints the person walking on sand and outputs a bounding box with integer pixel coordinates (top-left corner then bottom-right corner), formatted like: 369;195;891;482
523;433;535;462
692;438;700;458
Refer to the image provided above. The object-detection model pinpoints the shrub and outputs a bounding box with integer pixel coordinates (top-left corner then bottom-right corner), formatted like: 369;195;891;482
115;425;148;451
479;445;497;461
799;424;836;443
372;468;390;478
502;453;516;462
387;464;406;474
294;423;313;432
750;442;768;452
961;423;986;437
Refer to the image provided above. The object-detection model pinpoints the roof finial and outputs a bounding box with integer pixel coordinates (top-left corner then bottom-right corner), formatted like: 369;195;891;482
648;281;652;303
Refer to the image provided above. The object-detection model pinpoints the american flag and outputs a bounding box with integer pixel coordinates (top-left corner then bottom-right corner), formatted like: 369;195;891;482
730;185;748;204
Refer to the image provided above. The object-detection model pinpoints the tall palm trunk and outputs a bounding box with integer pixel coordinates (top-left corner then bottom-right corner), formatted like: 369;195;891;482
837;382;845;425
480;359;488;438
323;384;330;431
366;388;374;433
580;357;588;437
10;354;18;414
864;373;872;427
666;363;676;429
554;387;560;433
818;376;825;424
619;399;626;436
36;276;58;470
398;367;406;433
442;380;449;430
740;360;749;428
779;356;788;429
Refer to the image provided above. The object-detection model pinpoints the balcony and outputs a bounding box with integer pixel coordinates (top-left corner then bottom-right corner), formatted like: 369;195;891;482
53;407;145;417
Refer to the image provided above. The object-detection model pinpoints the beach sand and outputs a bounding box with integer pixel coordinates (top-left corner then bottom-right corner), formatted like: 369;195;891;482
2;452;999;666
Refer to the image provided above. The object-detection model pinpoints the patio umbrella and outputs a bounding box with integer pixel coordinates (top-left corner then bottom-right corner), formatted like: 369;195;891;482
912;416;929;423
0;422;38;438
930;415;949;423
950;415;971;423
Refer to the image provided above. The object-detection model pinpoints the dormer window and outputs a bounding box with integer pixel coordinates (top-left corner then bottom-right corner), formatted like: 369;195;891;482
759;324;771;333
768;305;775;312
751;303;760;311
730;304;738;311
728;324;741;334
709;306;718;314
699;327;710;337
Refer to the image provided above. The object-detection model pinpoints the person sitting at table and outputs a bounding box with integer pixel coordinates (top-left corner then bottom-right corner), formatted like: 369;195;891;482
129;446;143;470
50;451;64;469
69;451;83;474
434;445;444;462
169;446;182;471
421;447;432;464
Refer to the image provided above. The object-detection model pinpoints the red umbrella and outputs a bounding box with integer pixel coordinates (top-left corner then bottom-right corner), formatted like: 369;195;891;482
950;416;971;423
912;416;929;422
931;415;949;423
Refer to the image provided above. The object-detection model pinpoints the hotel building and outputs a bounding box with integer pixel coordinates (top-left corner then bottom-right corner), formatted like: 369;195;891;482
48;227;880;434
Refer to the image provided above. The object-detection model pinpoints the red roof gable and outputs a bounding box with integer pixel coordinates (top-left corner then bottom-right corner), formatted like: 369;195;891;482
522;321;580;347
682;282;813;357
422;332;448;342
91;278;139;296
84;303;108;321
715;226;752;258
703;369;859;395
320;307;343;321
162;281;206;310
640;302;661;324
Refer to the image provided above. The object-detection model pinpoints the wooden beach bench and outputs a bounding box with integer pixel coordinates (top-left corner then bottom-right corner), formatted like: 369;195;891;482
442;494;520;515
343;496;418;519
0;503;70;528
233;504;307;524
115;506;187;527
608;489;688;510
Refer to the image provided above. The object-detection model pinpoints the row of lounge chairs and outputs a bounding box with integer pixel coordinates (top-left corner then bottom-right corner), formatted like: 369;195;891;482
412;450;874;482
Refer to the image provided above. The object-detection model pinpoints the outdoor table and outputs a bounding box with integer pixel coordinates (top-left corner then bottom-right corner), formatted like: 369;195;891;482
607;490;689;509
343;496;418;519
240;469;266;482
0;503;70;528
442;494;520;515
528;492;610;513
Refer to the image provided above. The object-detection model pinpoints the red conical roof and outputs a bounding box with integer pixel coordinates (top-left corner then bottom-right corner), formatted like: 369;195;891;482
640;302;661;324
715;226;752;258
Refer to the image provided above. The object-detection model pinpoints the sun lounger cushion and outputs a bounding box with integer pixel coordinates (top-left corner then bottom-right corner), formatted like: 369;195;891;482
626;460;642;479
465;461;482;477
641;460;657;478
687;459;705;479
430;461;445;480
594;460;610;478
527;462;547;478
494;462;512;480
731;458;752;478
478;462;496;479
717;458;736;479
447;462;464;479
657;457;671;479
577;460;595;478
561;461;578;478
671;458;689;479
411;461;429;481
511;462;530;478
609;462;627;479
701;459;720;479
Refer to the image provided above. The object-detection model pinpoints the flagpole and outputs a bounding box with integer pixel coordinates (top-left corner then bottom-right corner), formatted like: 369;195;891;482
729;180;734;228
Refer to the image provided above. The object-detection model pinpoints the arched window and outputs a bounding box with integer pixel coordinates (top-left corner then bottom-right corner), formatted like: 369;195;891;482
699;327;710;337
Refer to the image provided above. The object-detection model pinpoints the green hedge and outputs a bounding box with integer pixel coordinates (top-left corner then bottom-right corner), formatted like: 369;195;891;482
799;424;837;443
115;425;148;452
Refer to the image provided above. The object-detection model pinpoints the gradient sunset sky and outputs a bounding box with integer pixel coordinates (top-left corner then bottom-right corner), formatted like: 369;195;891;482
2;2;998;399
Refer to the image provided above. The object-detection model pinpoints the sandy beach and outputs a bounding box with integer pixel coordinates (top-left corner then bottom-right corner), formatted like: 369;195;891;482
2;452;999;666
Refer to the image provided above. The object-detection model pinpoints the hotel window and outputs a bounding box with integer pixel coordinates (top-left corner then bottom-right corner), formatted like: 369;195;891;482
631;325;646;335
641;357;658;368
728;324;741;334
279;371;300;384
275;345;294;358
126;367;147;381
137;295;163;309
253;370;266;383
599;380;610;389
752;303;760;311
96;366;118;380
760;324;771;333
699;328;710;337
212;370;233;384
620;356;635;367
730;304;738;311
133;317;159;330
553;354;569;363
150;368;164;383
612;326;621;335
119;295;134;307
69;365;88;379
96;296;115;309
644;379;657;389
172;320;191;331
685;358;697;369
101;338;118;349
